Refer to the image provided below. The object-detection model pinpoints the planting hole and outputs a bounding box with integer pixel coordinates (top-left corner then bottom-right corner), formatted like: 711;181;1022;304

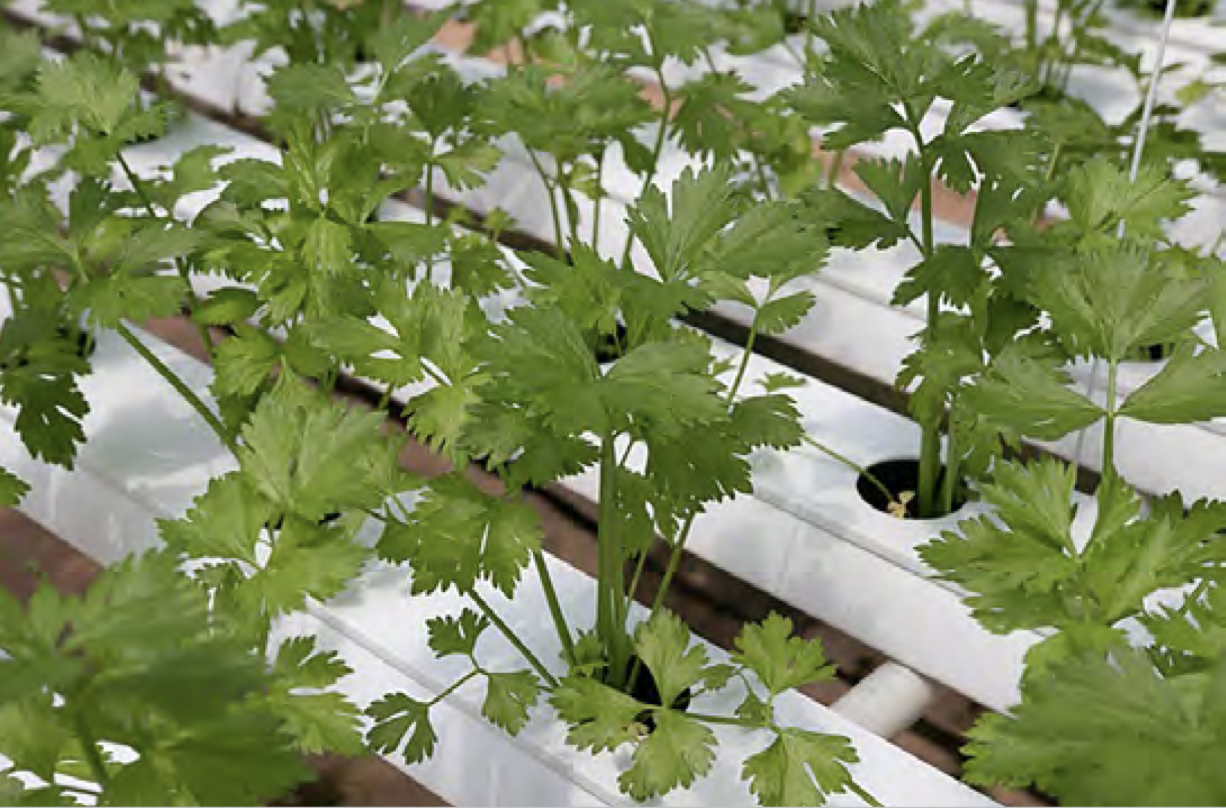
856;458;967;520
608;655;693;733
594;322;630;365
1124;342;1176;363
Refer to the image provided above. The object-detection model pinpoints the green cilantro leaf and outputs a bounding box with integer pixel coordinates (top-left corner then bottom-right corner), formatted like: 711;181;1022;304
427;609;490;658
378;474;541;597
1119;346;1226;425
0;466;29;506
238;382;390;521
963;345;1105;440
367;693;438;764
742;728;860;807
733;613;836;697
618;710;716;801
482;670;540;736
634;611;712;708
964;650;1226;805
550;676;645;753
920;458;1082;633
266;637;364;756
159;472;271;565
628;165;739;281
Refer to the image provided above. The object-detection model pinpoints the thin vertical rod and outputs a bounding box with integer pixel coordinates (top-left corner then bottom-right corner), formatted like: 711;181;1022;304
1072;0;1179;473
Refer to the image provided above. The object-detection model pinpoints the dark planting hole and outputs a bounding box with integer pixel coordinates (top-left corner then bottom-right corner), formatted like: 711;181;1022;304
264;512;342;531
1005;83;1066;111
1125;342;1176;363
612;655;693;732
1144;0;1212;16
593;322;630;365
782;10;809;34
68;327;96;359
856;458;967;520
126;130;162;146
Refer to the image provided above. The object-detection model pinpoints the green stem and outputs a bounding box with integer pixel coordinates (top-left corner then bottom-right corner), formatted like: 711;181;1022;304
557;171;582;248
803;0;819;68
114;321;238;455
597;434;629;687
620;62;672;269
685;711;763;729
115;153;216;362
70;710;110;788
467;588;559;688
592;150;606;252
1025;0;1038;54
726;315;759;406
533;549;577;668
1102;360;1119;480
915;144;942;519
752;152;775;200
938;413;960;517
527;149;567;260
427;668;482;706
802;435;897;509
425;137;437;282
624;548;650;615
377;382;396;413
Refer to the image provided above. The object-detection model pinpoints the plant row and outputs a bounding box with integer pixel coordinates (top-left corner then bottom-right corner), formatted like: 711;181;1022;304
0;0;1225;805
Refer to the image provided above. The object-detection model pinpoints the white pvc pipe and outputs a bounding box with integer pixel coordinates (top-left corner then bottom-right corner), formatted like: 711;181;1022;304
830;662;938;738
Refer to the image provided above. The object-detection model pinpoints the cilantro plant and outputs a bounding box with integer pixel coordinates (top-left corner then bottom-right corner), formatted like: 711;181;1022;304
919;158;1226;804
930;0;1226;189
0;551;363;806
788;0;1049;518
290;163;872;804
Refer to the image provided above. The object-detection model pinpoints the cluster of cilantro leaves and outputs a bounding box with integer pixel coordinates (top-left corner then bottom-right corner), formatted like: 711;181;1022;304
3;0;1226;805
0;551;360;806
0;6;868;804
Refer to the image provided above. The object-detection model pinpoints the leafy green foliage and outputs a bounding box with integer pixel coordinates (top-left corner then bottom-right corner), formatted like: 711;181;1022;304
964;650;1226;805
0;553;312;805
10;52;170;173
0;307;91;469
743;729;860;807
265;636;366;756
733;613;837;697
923;459;1226;644
378;473;541;597
238;381;397;521
367;692;438;764
962;345;1104;440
